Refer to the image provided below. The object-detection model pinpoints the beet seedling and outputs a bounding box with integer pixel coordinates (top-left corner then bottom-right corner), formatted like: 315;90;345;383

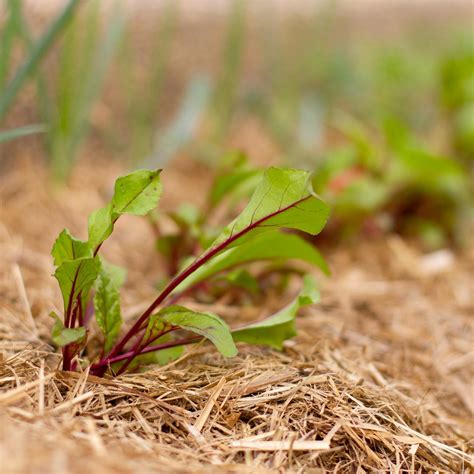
51;167;330;376
154;153;263;279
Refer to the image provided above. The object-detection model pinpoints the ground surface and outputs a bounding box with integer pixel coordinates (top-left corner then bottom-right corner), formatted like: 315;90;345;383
0;158;473;472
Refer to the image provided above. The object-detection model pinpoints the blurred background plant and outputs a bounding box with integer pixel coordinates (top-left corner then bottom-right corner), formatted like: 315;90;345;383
43;1;124;181
0;0;472;247
0;0;80;144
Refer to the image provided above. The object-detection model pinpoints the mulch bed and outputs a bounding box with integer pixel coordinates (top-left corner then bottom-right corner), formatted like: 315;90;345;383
0;158;472;472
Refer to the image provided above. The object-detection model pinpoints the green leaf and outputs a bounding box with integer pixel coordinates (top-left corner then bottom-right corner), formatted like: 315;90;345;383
87;170;162;250
149;341;184;365
210;168;262;208
126;333;184;371
335;177;389;215
210;167;330;251
154;305;237;357
94;262;123;352
51;312;86;347
51;229;91;266
232;275;319;349
223;269;259;293
170;203;201;229
54;257;100;314
100;257;127;288
143;315;168;344
87;204;113;251
111;169;162;217
176;231;329;293
389;148;467;198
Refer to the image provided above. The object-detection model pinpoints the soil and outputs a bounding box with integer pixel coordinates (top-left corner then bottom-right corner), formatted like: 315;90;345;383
0;156;472;472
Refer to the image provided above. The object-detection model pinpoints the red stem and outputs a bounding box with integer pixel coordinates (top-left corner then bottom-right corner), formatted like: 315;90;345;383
62;346;71;371
78;298;84;326
91;275;305;375
64;267;80;328
115;327;176;376
102;196;310;365
91;196;312;376
62;217;120;372
90;335;200;372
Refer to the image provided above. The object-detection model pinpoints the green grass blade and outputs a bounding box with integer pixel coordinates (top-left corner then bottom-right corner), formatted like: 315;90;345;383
0;0;81;122
0;124;47;144
47;1;124;181
0;0;22;89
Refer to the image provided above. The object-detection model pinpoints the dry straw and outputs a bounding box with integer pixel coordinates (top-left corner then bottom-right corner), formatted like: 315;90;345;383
0;159;472;472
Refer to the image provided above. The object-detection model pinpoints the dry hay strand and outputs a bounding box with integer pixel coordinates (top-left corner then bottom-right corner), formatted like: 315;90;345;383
0;343;472;473
0;157;473;472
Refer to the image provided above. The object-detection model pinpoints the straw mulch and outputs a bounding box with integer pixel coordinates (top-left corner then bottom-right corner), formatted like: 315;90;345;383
0;158;472;473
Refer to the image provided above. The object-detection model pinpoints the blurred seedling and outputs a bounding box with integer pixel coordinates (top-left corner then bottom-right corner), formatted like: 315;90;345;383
51;166;330;376
41;1;124;181
312;113;471;248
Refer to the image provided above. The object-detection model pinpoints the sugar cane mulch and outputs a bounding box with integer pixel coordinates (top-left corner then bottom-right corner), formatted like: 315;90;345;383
0;158;472;472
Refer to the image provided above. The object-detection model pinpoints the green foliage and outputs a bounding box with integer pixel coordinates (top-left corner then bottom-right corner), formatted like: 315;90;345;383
334;177;389;216
155;154;264;276
94;262;123;353
311;115;472;247
223;269;259;293
211;167;330;249
50;166;329;376
51;312;86;347
154;156;330;304
454;103;474;155
150;306;237;358
54;257;99;313
112;170;163;216
51;169;163;369
440;42;474;156
128;333;184;370
148;76;211;168
44;1;124;181
232;275;319;349
440;44;474;110
207;152;264;218
52;229;92;265
0;0;20;91
0;0;81;122
175;231;329;294
88;170;162;249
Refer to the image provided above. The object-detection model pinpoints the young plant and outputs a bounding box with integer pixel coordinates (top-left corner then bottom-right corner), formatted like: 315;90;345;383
154;152;262;277
153;154;328;303
51;167;330;376
312;114;471;247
